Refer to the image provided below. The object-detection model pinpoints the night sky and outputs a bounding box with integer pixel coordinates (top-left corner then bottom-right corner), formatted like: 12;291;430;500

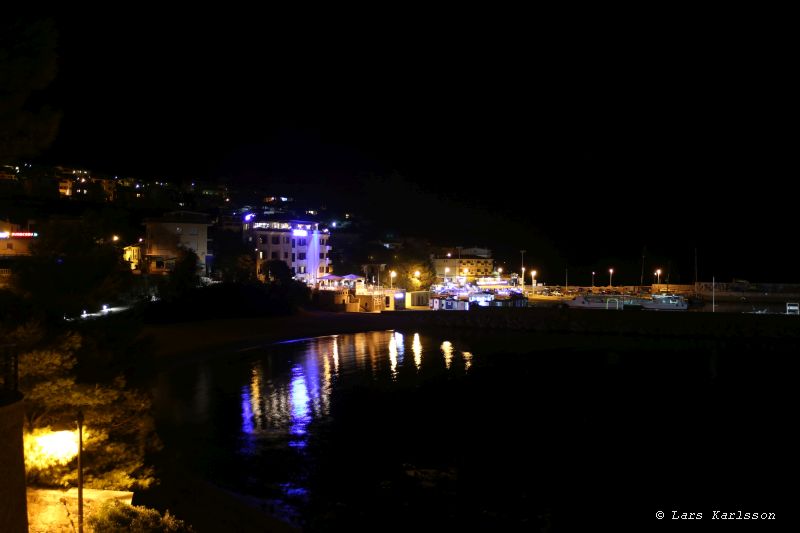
27;15;800;283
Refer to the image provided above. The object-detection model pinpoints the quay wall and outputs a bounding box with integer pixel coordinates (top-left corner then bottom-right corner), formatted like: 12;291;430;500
381;308;800;342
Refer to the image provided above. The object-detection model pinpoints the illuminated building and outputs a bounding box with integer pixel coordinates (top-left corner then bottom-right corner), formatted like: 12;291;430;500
243;216;332;284
432;254;494;282
143;211;210;274
0;220;37;257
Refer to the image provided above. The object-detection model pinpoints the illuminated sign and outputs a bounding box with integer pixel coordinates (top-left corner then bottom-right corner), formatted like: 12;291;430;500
0;231;38;239
292;229;308;237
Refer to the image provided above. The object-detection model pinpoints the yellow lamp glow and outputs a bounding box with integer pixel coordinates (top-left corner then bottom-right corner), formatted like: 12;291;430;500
23;428;81;471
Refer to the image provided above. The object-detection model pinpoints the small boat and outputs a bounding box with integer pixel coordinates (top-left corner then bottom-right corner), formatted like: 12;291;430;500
565;293;688;311
641;293;688;311
564;294;640;310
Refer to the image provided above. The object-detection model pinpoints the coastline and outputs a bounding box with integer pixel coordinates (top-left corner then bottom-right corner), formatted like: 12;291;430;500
140;310;408;370
140;307;800;371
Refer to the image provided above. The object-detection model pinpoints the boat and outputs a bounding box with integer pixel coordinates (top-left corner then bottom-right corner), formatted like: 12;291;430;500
564;294;641;310
641;293;688;311
565;293;687;311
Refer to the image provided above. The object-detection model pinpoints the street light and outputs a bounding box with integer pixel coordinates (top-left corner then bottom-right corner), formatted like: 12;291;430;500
414;270;420;278
609;268;614;287
655;268;662;286
531;270;537;291
521;267;525;291
498;267;503;276
591;271;595;288
77;410;84;533
390;270;397;289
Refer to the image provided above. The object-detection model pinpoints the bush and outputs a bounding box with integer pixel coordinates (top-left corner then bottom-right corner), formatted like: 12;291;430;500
89;501;194;532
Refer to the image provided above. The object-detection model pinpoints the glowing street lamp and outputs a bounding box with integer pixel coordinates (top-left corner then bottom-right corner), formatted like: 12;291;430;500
414;270;420;278
655;268;662;286
531;270;537;290
77;410;84;533
591;271;595;287
497;267;503;277
521;267;525;291
390;270;397;289
609;268;614;287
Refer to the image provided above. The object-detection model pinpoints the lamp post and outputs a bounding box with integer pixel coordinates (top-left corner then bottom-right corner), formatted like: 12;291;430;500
77;410;84;533
521;267;525;291
497;267;503;278
591;271;595;288
655;268;661;287
531;270;537;292
609;268;614;287
390;270;396;289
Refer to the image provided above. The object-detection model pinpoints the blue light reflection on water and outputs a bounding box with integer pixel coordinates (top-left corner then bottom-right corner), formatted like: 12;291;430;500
289;365;311;447
233;331;473;512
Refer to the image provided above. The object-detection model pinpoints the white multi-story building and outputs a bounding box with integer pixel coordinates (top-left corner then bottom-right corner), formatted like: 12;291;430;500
244;217;332;284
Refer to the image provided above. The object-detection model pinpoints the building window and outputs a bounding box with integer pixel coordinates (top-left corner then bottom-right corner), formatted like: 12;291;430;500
272;236;280;245
291;267;296;275
319;253;325;259
319;266;325;273
271;251;278;259
259;236;266;244
298;239;307;247
291;253;295;262
298;253;306;260
284;236;290;244
189;227;199;236
259;251;263;259
284;252;288;259
328;266;333;273
298;266;306;273
6;242;12;250
292;239;296;248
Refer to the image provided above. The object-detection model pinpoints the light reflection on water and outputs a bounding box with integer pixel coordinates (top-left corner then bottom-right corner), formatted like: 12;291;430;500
234;331;475;487
240;331;474;443
160;330;476;522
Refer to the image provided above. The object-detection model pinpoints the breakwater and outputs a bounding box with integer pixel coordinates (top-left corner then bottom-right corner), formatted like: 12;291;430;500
381;308;800;342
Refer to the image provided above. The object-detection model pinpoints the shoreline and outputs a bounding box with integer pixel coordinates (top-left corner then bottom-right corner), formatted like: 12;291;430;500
140;310;410;370
140;307;800;371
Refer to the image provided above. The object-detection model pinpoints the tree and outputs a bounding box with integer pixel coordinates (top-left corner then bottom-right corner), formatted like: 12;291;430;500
262;259;292;284
11;321;158;490
389;260;436;291
11;218;134;317
0;18;61;160
161;247;199;300
212;231;256;283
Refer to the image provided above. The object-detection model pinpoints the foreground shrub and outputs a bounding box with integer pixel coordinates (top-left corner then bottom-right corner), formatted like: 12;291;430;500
88;501;194;532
